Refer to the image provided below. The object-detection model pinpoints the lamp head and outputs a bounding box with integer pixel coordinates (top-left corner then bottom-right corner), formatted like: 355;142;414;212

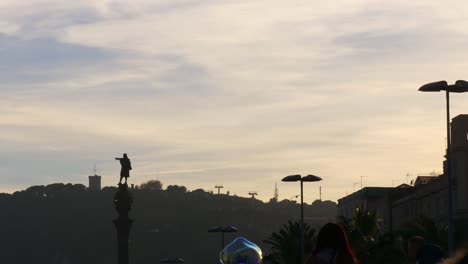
418;80;447;92
302;174;322;182
282;174;302;182
222;226;238;232
160;258;184;263
208;226;223;232
453;80;468;93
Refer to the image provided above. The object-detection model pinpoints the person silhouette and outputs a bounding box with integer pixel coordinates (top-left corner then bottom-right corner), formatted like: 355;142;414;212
407;235;425;263
416;243;444;264
307;223;358;264
115;153;132;185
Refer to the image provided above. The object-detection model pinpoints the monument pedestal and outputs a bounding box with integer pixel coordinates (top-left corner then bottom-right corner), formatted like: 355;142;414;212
114;183;133;264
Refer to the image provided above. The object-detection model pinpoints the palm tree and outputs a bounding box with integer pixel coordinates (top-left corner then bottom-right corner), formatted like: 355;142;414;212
339;208;382;262
352;208;380;245
263;220;316;264
399;215;447;250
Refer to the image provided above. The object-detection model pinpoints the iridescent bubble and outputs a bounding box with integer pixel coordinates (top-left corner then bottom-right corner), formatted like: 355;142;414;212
220;237;262;264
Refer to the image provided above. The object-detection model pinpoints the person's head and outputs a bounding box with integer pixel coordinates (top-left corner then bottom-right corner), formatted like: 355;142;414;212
314;223;358;264
407;236;425;259
123;153;128;158
315;223;349;252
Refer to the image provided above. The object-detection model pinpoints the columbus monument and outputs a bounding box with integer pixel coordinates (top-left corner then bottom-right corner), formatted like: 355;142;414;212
113;153;133;264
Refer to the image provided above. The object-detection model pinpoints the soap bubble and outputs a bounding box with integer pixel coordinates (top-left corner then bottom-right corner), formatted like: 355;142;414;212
220;237;262;264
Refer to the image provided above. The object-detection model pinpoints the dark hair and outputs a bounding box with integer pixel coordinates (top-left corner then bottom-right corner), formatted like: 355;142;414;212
408;236;425;259
312;223;358;264
416;243;444;264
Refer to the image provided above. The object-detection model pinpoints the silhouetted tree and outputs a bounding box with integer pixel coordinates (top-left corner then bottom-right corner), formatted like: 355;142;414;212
139;180;163;190
166;185;187;194
399;215;447;250
0;182;337;264
263;220;316;264
359;232;406;264
339;208;381;263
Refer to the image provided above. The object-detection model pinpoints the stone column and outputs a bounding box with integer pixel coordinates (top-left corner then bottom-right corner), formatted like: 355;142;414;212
113;183;133;264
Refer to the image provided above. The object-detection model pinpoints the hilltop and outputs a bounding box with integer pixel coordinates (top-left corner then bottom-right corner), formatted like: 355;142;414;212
0;183;336;264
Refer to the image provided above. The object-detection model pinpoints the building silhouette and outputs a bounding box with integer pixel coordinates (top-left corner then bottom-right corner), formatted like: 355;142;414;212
451;114;468;219
88;174;101;191
338;114;468;232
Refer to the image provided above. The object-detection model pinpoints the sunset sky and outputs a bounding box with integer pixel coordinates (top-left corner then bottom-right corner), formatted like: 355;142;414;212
2;0;468;202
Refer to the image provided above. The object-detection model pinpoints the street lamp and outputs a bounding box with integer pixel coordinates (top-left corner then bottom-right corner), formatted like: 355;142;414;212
282;174;322;264
160;257;184;263
208;226;238;250
419;79;468;253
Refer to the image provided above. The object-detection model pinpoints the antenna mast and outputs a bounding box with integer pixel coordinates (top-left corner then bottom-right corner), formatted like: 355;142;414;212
360;176;367;189
90;162;98;176
353;182;359;192
274;182;279;202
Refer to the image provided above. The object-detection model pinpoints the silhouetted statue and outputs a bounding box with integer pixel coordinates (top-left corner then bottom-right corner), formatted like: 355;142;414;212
115;153;132;185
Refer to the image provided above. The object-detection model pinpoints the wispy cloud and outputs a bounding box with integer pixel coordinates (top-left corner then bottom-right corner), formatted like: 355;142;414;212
1;0;468;201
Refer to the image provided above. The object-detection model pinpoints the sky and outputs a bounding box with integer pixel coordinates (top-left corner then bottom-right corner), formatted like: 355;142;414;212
2;0;468;202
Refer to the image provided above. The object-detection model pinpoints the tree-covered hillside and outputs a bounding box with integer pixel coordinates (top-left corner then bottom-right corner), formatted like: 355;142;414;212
0;183;336;264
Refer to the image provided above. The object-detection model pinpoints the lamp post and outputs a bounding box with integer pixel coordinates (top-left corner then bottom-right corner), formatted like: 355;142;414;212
418;80;468;253
360;176;367;189
208;226;238;250
282;174;322;264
